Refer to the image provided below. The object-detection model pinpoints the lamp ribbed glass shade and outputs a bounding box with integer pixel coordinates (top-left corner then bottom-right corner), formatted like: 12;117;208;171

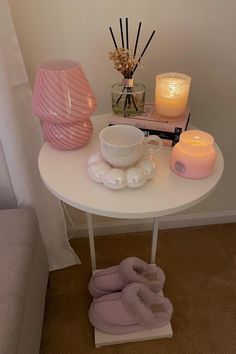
32;59;97;123
32;60;97;150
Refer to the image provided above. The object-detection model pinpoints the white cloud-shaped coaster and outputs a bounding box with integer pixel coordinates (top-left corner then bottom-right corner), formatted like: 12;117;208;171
88;152;156;189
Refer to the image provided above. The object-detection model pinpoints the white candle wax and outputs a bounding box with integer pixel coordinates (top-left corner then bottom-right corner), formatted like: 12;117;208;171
155;73;191;118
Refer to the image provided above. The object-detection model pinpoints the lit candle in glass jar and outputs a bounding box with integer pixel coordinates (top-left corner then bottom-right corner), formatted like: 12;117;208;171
155;72;191;118
170;130;216;179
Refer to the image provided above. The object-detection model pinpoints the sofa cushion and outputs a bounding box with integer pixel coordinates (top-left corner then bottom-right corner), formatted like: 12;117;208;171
0;209;42;354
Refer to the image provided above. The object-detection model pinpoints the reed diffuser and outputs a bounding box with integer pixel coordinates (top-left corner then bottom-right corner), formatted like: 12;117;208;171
109;18;156;116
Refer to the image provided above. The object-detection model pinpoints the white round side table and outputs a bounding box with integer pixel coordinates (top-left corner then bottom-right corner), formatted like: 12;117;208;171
38;114;224;270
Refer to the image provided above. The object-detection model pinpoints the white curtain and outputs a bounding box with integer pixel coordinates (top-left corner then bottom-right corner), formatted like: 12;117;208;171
0;0;80;270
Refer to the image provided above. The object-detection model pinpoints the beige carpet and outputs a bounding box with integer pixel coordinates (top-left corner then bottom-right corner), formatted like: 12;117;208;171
40;223;236;354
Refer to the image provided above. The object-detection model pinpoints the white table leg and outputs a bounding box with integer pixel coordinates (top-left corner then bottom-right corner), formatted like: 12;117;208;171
151;217;159;264
86;213;96;270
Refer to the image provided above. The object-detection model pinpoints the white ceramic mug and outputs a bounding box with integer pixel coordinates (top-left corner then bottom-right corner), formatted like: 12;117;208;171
99;125;162;168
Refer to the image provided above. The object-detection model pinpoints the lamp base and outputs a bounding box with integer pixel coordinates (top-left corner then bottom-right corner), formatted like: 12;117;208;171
43;118;93;150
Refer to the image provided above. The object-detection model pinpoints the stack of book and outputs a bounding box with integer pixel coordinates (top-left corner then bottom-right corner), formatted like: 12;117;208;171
108;104;190;147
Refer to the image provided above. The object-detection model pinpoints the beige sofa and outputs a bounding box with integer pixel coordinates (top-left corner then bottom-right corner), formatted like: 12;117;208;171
0;146;49;354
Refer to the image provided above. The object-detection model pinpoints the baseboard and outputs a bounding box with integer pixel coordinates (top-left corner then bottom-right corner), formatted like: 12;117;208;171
68;210;236;238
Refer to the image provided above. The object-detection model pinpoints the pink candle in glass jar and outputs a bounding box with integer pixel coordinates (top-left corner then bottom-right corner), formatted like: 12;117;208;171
171;130;217;179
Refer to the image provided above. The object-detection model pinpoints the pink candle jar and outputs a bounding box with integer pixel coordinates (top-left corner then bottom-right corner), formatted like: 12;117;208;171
171;130;216;179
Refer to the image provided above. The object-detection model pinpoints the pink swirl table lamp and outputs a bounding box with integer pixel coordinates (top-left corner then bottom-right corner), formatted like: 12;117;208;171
32;59;97;150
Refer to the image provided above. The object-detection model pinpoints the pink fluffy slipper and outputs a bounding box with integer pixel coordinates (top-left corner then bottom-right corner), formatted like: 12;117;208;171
88;257;165;298
88;282;173;335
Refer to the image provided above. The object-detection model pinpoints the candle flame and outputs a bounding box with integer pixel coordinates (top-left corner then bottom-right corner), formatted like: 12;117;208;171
167;83;182;98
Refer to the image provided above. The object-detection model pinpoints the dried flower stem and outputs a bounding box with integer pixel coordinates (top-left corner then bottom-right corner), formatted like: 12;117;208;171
109;48;137;78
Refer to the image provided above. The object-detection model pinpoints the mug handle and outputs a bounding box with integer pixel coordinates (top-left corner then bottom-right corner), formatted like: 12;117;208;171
144;135;162;156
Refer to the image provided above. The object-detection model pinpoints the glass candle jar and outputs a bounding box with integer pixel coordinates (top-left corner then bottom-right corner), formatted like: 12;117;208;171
170;130;216;179
155;72;191;118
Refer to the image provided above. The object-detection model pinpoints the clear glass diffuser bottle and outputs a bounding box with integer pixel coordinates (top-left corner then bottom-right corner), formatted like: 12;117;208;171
111;79;145;117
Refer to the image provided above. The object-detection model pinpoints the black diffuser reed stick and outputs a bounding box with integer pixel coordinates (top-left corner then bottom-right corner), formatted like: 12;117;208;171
125;17;129;50
132;30;156;74
119;18;124;48
133;22;142;58
109;26;118;49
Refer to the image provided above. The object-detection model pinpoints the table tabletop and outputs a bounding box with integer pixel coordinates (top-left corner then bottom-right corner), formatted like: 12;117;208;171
38;114;224;219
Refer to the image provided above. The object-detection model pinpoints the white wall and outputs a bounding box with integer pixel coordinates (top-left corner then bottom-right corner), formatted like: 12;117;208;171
8;0;236;224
